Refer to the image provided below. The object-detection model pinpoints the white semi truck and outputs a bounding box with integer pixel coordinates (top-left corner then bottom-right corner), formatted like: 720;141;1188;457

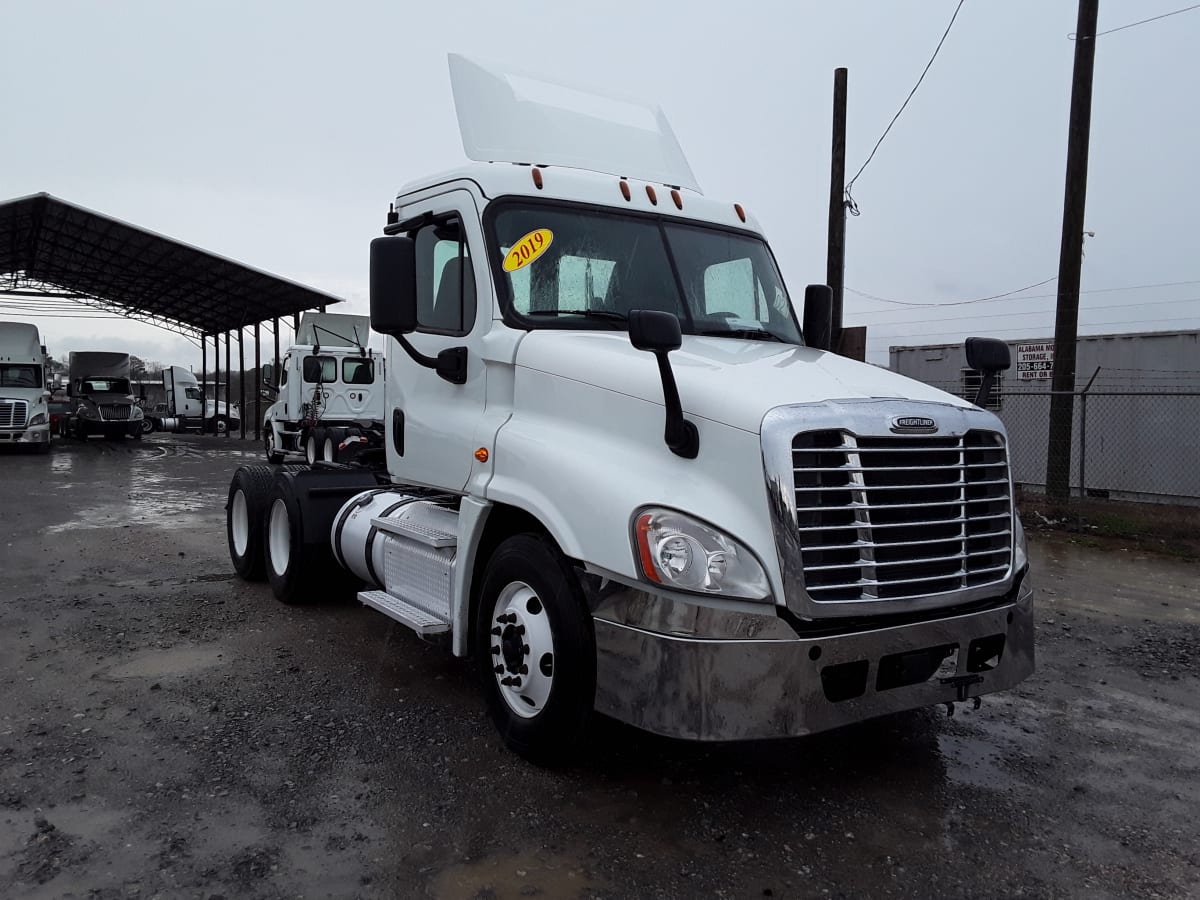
225;57;1034;760
146;366;240;434
65;351;144;440
261;312;385;465
0;321;52;453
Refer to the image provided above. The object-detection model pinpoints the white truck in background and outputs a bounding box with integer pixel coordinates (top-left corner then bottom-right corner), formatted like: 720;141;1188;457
145;366;240;434
225;57;1033;761
261;312;385;465
0;321;52;453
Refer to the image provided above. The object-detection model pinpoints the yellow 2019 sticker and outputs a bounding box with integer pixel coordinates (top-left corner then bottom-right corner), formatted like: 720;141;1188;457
502;228;553;273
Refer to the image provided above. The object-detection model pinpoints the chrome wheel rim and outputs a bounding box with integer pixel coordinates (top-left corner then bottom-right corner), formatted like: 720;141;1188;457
231;489;249;556
268;498;291;576
305;436;317;465
323;437;335;462
489;581;555;719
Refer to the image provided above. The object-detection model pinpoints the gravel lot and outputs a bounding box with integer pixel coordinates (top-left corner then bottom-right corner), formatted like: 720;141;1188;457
1;435;1198;899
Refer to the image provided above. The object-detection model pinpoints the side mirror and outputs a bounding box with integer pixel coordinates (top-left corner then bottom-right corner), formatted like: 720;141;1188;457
628;310;698;459
965;337;1011;407
370;235;418;337
262;363;274;386
802;284;833;351
629;308;682;353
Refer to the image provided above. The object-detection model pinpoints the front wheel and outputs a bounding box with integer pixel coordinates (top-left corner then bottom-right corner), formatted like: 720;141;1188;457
265;426;285;464
474;534;596;763
140;418;155;434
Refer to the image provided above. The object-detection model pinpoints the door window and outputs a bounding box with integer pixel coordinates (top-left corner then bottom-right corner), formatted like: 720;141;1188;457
415;219;476;335
342;358;375;385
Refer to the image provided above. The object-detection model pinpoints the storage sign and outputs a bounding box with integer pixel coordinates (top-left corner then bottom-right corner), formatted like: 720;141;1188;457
1016;341;1055;380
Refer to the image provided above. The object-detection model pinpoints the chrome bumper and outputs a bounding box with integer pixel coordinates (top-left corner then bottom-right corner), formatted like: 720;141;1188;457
0;424;49;444
592;572;1034;742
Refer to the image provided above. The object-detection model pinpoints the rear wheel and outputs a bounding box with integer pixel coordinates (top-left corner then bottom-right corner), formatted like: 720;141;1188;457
262;474;344;605
305;427;327;465
226;465;277;580
323;427;346;464
474;534;596;763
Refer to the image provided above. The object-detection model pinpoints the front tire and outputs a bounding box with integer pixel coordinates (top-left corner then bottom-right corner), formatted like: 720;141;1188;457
474;534;596;763
265;426;285;464
227;465;277;580
140;418;155;434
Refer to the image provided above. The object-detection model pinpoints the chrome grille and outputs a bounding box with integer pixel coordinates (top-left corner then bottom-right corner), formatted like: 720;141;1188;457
99;403;133;421
0;399;28;429
792;429;1012;603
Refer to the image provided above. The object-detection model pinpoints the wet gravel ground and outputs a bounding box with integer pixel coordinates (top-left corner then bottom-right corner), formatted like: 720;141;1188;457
1;434;1198;899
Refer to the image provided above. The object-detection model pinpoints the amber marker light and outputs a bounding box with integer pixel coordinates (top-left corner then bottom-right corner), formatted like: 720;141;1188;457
532;168;544;189
619;180;631;201
474;448;489;463
670;189;683;210
734;203;746;222
645;185;658;205
635;513;662;583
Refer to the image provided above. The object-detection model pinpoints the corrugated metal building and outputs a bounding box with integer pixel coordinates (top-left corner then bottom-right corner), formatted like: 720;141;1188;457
890;330;1200;505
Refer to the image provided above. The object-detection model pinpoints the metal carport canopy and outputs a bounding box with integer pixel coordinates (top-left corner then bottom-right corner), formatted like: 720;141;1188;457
0;192;342;336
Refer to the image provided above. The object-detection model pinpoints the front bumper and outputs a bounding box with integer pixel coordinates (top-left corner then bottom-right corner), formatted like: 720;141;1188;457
0;424;50;445
592;571;1034;741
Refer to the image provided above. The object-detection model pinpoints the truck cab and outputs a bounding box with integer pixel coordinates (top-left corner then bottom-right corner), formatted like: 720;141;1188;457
0;322;52;453
262;313;384;464
226;56;1033;760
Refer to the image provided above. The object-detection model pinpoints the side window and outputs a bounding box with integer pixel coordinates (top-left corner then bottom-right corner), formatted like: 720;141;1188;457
303;356;336;384
184;387;202;400
342;358;374;385
558;256;616;310
415;219;476;335
702;258;760;320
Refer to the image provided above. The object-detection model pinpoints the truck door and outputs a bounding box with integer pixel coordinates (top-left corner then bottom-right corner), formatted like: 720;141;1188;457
386;189;488;491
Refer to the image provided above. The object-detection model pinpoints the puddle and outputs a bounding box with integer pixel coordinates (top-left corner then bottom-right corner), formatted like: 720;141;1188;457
428;846;602;900
107;644;229;679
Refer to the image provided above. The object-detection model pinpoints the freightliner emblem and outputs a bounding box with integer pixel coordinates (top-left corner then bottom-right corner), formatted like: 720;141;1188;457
890;415;938;434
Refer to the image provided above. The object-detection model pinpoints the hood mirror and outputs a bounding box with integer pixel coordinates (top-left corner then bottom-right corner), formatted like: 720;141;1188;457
629;310;698;459
965;337;1012;407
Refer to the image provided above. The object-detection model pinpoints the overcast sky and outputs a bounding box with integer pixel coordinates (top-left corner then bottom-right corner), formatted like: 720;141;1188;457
2;0;1198;368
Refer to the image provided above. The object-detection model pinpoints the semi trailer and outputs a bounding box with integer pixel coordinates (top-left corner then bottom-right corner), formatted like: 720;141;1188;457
0;321;51;453
225;56;1034;760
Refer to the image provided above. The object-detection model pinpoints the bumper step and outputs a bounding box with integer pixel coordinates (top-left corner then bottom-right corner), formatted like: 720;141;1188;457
358;590;450;636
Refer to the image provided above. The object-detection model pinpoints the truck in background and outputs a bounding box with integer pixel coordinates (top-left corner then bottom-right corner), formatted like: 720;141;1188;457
144;366;240;434
225;56;1033;761
261;312;385;465
66;351;144;440
0;321;52;453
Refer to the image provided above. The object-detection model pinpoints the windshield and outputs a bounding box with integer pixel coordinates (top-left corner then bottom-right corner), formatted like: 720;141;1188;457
488;202;803;343
81;378;131;393
0;364;42;389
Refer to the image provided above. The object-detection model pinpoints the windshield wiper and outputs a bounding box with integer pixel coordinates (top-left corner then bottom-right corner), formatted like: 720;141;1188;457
696;327;788;343
527;309;628;322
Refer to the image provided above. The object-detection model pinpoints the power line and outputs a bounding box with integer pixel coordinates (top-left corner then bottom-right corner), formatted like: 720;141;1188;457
847;294;1200;327
1071;2;1200;39
845;278;1200;309
844;0;966;207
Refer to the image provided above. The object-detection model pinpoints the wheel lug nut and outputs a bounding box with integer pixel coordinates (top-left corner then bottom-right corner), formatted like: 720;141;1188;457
515;625;526;636
518;665;529;675
494;665;504;674
521;644;530;655
500;676;514;686
511;677;522;688
490;627;502;636
491;645;500;655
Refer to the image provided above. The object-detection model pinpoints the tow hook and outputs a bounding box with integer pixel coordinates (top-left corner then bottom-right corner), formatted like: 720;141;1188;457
940;673;984;703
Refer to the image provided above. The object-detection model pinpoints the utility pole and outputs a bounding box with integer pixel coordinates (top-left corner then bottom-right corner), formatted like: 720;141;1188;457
826;67;848;353
1046;0;1099;503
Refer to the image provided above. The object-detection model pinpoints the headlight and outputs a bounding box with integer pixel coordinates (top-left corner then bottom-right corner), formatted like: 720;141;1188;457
633;508;771;600
27;413;47;426
78;405;97;418
1013;513;1028;573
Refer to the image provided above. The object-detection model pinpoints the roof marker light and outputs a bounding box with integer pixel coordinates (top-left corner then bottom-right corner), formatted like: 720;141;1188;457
619;180;631;201
734;203;746;222
670;189;683;210
532;168;544;190
646;185;658;206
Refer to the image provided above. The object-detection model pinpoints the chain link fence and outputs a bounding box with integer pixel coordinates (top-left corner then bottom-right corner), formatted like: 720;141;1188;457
994;390;1200;506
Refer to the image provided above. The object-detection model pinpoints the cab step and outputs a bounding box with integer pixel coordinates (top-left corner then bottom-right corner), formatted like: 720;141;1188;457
370;515;457;548
358;589;450;636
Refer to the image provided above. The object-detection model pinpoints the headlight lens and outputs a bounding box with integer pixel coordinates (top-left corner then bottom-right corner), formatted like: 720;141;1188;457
633;508;771;600
78;405;97;418
1013;513;1028;573
27;413;47;426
